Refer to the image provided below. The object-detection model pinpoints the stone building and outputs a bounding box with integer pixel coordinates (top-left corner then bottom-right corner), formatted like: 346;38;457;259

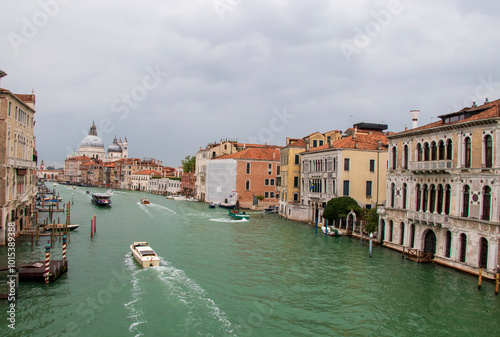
0;71;38;245
378;102;500;278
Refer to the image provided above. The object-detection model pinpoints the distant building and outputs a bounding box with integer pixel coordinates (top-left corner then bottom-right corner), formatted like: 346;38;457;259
378;101;500;278
0;71;38;245
131;170;162;191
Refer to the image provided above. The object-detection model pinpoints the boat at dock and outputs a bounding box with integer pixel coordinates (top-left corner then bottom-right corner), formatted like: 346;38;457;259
130;242;160;267
219;203;235;209
140;198;150;204
208;202;216;208
173;196;187;201
44;224;79;231
322;226;342;236
264;206;278;213
228;209;249;220
91;193;112;206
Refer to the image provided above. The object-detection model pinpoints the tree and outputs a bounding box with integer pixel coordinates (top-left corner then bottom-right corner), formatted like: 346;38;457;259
181;155;196;173
323;196;361;223
359;207;379;234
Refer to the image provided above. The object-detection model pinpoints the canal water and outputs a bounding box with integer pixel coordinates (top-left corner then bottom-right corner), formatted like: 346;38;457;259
1;186;499;336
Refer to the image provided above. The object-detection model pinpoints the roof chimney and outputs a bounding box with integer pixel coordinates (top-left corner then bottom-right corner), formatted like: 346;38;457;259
377;140;381;150
472;101;477;107
410;110;420;129
485;98;490;104
0;70;6;87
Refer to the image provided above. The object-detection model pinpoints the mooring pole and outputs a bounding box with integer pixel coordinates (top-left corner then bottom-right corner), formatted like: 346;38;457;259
478;268;483;290
94;214;96;233
44;241;51;284
62;235;67;261
369;233;373;258
496;270;499;296
91;219;93;239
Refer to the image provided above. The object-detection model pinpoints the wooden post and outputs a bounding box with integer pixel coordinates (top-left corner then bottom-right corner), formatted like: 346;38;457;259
478;268;483;290
94;214;96;233
91;219;93;239
495;270;499;296
402;246;405;260
62;235;67;261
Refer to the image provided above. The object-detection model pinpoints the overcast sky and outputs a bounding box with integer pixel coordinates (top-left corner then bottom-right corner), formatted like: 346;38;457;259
2;0;500;168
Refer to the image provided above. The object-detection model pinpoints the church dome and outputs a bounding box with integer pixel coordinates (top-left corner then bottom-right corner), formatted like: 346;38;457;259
108;136;122;153
80;135;104;148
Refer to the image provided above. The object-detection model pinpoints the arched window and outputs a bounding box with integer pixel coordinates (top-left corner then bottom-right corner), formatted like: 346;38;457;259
417;143;423;161
464;137;472;168
392;146;397;170
479;237;488;269
416;184;422;211
436;184;444;214
462;185;470;218
409;224;415;248
484;135;493;168
246;163;251;174
422;184;429;212
429;184;436;213
446;139;453;160
438;140;445;160
403;145;409;170
459;233;467;263
399;222;405;245
482;186;491;221
445;230;452;258
390;183;395;208
424;143;430;161
444;185;451;215
431;141;437;161
402;183;407;209
245;180;250;191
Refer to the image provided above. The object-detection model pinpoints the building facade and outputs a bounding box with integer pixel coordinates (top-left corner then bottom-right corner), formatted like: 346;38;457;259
378;103;500;278
0;71;38;245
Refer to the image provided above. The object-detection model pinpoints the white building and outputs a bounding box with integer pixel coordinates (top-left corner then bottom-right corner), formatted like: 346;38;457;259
131;170;162;192
205;159;237;205
149;177;181;195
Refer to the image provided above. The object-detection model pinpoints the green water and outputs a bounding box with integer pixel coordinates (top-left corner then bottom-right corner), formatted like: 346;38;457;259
1;186;499;336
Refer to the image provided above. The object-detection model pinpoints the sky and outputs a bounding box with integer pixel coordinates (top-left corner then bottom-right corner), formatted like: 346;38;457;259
2;0;500;168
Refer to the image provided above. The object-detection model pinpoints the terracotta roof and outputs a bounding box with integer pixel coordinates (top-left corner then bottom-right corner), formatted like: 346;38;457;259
288;139;306;147
15;94;35;103
306;133;388;153
393;99;500;136
133;170;162;176
216;147;280;160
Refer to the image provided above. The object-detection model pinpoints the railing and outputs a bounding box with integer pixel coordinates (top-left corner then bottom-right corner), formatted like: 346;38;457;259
7;158;36;168
407;249;432;263
410;160;452;172
407;210;449;227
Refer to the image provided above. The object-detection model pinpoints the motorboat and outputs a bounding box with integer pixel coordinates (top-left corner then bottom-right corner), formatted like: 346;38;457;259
166;195;175;199
322;226;342;236
173;196;186;201
218;203;235;209
140;198;150;204
208;202;216;208
264;206;278;214
45;224;79;231
106;189;114;195
91;193;112;206
130;242;160;267
228;209;249;220
72;186;77;190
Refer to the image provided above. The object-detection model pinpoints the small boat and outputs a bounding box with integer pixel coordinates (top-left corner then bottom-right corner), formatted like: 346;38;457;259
228;209;249;220
140;198;150;204
86;191;90;194
264;206;278;214
106;189;114;195
130;242;160;267
173;196;186;201
208;202;216;208
53;183;58;186
322;226;342;236
72;186;76;190
219;203;235;209
166;195;175;199
43;196;62;202
45;224;79;231
91;193;112;206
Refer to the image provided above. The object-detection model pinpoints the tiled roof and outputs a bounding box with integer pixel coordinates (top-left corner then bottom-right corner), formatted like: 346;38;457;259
306;133;388;153
393;99;500;136
15;94;35;103
289;139;306;147
133;170;162;176
216;147;280;160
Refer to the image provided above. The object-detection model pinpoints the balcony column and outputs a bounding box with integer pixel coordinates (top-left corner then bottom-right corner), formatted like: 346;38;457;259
487;237;499;271
450;229;460;261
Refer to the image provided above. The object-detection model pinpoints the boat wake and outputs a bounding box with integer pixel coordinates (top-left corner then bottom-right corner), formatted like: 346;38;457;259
210;218;249;223
137;202;153;218
148;203;177;215
123;254;235;336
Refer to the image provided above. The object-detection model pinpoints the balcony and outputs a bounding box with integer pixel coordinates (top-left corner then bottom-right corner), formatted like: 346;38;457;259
7;158;36;169
410;160;452;173
407;210;449;228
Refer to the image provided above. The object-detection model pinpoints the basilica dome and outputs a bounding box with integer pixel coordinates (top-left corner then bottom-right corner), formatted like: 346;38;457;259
80;135;104;148
108;136;122;153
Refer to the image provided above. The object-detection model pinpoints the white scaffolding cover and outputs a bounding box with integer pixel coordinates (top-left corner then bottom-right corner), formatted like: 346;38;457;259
206;159;237;204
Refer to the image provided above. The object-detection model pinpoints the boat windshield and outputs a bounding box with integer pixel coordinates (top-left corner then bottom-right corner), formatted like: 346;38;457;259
140;250;156;256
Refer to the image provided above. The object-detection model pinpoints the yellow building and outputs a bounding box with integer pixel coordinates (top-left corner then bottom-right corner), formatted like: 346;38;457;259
0;71;38;245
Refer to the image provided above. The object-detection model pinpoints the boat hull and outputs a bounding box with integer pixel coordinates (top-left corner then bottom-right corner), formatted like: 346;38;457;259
130;243;160;268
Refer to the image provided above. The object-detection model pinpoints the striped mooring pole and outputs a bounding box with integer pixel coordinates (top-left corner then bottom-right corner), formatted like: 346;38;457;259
91;219;93;239
62;235;67;261
44;241;51;284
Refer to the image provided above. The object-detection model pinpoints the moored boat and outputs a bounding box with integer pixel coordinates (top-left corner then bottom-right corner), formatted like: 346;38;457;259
140;198;150;204
45;224;79;231
219;203;235;209
130;242;160;267
91;193;112;206
322;226;342;236
228;209;249;220
173;196;186;201
208;202;216;208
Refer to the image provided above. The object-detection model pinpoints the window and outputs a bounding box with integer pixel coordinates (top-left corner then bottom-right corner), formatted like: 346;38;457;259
294;176;299;188
424;143;430;161
265;179;269;186
343;180;350;196
246;163;251;174
484;135;493;168
431;141;437;161
369;159;375;172
403;145;408;169
295;154;300;165
459;233;467;263
429;185;436;213
319;140;324;146
399;223;405;245
390;183;395;207
344;158;350;171
464;137;471;168
445;230;452;258
265;192;269;198
245;180;250;190
313;140;318;147
270;179;275;185
438;140;445;160
366;181;372;197
268;164;272;175
391;146;397;170
416;184;422;211
422;185;429;212
482;186;491;221
444;185;451;215
270;192;275;198
446;139;453;160
417;143;423;161
293;193;298;201
8;102;11;116
402;183;407;209
462;185;470;217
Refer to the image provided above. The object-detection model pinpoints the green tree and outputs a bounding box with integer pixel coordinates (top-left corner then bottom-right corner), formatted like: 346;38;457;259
360;207;379;234
181;155;196;173
323;196;361;223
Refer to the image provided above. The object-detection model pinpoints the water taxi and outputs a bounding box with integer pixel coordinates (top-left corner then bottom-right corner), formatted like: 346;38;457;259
228;209;249;220
130;242;160;267
140;198;150;204
91;193;112;206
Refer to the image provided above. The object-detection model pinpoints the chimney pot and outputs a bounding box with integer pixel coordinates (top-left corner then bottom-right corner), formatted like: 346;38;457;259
410;110;420;129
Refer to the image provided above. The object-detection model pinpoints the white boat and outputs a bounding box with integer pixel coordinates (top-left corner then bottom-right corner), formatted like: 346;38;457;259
173;196;186;201
91;193;112;206
130;242;160;267
72;186;76;190
185;197;199;202
106;189;114;195
322;226;342;236
166;195;175;199
53;183;58;186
